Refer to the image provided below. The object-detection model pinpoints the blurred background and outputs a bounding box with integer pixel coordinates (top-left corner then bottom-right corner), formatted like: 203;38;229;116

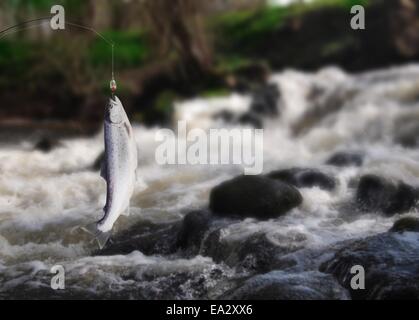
1;0;417;134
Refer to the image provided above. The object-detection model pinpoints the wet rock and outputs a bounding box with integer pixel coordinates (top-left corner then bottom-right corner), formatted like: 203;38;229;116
209;175;303;220
355;174;419;215
34;137;61;153
320;232;419;299
214;111;263;128
170;210;309;273
213;110;235;123
177;210;212;249
3;254;231;300
394;121;419;148
390;217;419;233
326;151;364;167
176;210;229;255
222;271;349;300
238;112;263;129
99;210;234;258
250;84;280;116
235;234;287;272
267;167;336;191
203;232;306;273
97;220;181;256
226;63;271;93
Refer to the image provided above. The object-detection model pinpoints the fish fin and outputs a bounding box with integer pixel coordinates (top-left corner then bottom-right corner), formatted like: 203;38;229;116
81;223;111;250
100;159;107;180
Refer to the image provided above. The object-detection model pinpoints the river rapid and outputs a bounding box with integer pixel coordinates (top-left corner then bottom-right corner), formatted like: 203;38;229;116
1;64;419;299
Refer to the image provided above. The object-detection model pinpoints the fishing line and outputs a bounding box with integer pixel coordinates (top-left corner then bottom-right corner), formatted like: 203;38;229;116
0;18;116;94
0;20;50;39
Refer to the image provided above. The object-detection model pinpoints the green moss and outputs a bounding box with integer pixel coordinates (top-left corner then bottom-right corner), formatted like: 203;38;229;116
295;0;370;11
89;30;150;69
321;37;356;57
0;40;33;87
215;55;253;73
212;0;371;50
201;88;230;98
212;7;288;49
155;90;177;114
390;217;419;233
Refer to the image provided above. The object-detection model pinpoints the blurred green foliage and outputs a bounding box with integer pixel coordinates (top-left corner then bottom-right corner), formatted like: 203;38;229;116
5;0;85;15
89;31;150;69
0;0;373;119
213;0;369;50
0;40;34;88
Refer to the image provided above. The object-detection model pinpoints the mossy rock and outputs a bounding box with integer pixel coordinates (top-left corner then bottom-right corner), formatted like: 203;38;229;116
390;217;419;233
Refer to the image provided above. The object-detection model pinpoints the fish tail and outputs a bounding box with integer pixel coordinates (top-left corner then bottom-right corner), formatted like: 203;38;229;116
81;223;111;250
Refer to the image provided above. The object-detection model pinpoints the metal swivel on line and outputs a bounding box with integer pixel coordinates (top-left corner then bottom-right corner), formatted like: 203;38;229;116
110;79;117;95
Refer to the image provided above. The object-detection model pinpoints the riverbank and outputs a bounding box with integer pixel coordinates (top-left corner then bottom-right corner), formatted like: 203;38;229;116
2;0;418;127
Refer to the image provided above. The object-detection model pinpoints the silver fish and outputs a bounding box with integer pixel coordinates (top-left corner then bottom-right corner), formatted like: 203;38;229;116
84;96;138;249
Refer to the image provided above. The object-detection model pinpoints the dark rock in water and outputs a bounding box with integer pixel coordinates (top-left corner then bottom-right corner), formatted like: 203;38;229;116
97;220;181;256
390;217;419;233
212;83;279;129
326;151;364;167
99;210;234;258
320;232;419;300
222;271;349;300
209;175;303;220
226;62;271;93
355;174;419;215
267;167;336;191
203;231;306;273
235;234;285;272
174;210;307;272
394;121;419;148
213;110;235;123
176;210;215;254
92;151;105;171
238;112;263;129
250;84;280;117
214;110;263;128
34;137;61;153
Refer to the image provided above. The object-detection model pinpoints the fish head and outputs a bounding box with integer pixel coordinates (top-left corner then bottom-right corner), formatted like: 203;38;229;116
106;96;124;124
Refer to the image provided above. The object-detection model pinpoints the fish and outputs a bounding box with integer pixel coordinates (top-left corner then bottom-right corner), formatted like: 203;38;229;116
83;95;138;249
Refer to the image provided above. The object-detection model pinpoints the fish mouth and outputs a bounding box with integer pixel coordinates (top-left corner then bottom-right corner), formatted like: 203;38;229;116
106;97;123;124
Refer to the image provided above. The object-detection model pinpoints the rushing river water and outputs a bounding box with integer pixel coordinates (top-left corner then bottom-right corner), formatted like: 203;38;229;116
1;65;419;299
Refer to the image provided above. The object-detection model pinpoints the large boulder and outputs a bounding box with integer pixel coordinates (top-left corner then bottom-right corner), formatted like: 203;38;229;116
222;271;349;300
320;232;419;299
209;175;303;219
267;167;336;191
355;174;419;215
